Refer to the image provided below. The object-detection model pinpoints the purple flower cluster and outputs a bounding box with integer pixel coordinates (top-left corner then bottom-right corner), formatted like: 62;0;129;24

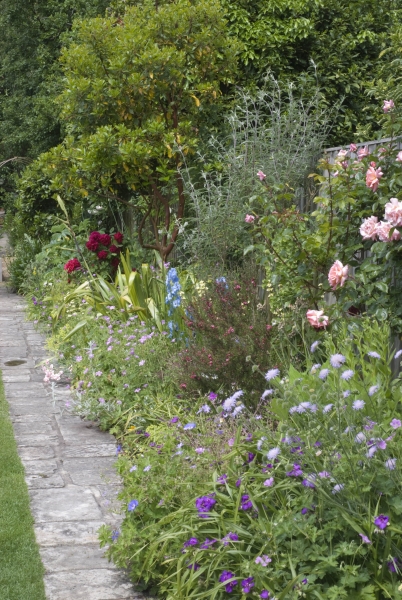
240;495;253;510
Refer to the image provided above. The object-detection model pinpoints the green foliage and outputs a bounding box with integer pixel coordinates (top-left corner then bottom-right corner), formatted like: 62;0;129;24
220;0;402;143
7;234;42;292
102;319;402;599
35;0;238;259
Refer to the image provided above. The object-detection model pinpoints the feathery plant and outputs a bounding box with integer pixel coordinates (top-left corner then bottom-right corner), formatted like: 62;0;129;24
179;77;334;269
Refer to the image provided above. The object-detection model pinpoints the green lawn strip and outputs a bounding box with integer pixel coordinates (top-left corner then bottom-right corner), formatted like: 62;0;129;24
0;371;46;600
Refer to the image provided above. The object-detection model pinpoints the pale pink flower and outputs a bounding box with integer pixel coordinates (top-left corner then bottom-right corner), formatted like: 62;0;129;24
257;170;266;181
383;99;395;113
384;198;402;227
245;214;255;223
370;161;376;167
357;146;369;160
378;147;386;156
328;260;349;290
365;166;383;192
306;310;329;329
349;143;357;152
360;216;378;240
377;221;401;242
396;151;402;163
341;160;348;170
337;149;348;159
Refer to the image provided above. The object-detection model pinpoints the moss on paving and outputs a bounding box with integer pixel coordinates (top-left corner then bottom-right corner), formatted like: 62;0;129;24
0;372;46;600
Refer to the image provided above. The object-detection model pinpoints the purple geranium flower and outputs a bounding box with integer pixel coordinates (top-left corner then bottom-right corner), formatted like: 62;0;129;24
209;392;218;400
286;463;303;477
221;532;239;546
183;537;198;548
217;474;228;485
128;499;139;512
240;494;253;510
302;478;315;489
241;577;255;593
200;538;217;549
390;418;402;429
195;494;216;517
260;591;270;599
219;570;238;593
374;514;389;530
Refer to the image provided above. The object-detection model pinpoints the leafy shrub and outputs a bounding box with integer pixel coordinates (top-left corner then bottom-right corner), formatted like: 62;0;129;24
176;271;274;398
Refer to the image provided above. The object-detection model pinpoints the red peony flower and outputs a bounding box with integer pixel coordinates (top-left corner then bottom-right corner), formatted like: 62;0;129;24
64;258;81;273
109;244;119;254
89;231;102;242
86;240;99;252
97;250;109;260
99;233;111;247
114;231;123;244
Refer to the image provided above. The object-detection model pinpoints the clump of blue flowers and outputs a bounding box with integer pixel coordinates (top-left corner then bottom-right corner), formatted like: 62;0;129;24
165;267;182;338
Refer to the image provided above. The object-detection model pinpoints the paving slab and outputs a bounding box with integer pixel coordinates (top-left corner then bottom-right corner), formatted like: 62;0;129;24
0;282;143;599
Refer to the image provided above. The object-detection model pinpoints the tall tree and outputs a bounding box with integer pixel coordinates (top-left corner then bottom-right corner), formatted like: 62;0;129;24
37;0;237;258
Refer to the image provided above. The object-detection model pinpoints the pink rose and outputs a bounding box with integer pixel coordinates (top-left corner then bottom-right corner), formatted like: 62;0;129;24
349;143;357;152
384;198;402;227
370;161;376;168
328;260;349;290
341;160;348;170
257;170;266;181
360;216;379;240
383;100;395;113
244;214;255;223
377;221;401;242
396;151;402;163
306;310;329;329
337;149;348;159
357;146;369;160
365;166;383;192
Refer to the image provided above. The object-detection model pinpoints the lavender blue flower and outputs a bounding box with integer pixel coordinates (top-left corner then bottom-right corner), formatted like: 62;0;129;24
359;533;371;544
323;403;333;413
310;363;321;373
355;432;366;444
183;422;196;430
343;390;351;398
368;385;379;396
267;447;280;460
353;399;365;410
310;341;320;353
261;389;273;399
368;351;381;359
385;458;396;470
390;418;402;429
395;349;402;359
341;369;354;380
263;477;274;487
265;368;280;381
330;353;346;368
332;484;344;494
319;368;330;380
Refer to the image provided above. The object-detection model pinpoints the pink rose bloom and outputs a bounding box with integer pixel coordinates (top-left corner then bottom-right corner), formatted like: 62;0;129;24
384;198;402;227
365;166;383;192
349;143;357;152
341;160;348;170
244;214;255;223
257;170;266;181
360;216;378;240
383;99;395;113
357;146;369;160
396;151;402;163
306;310;329;329
377;221;401;242
370;161;376;167
328;260;349;290
337;149;348;159
378;147;386;156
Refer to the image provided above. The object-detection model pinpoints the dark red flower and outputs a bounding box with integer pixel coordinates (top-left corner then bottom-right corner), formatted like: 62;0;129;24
111;257;120;268
99;233;111;247
109;244;119;254
86;240;99;252
114;231;124;244
97;250;108;260
89;231;102;242
64;258;81;273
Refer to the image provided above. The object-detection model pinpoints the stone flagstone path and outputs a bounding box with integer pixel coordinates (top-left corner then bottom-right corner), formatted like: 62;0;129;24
0;283;145;600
